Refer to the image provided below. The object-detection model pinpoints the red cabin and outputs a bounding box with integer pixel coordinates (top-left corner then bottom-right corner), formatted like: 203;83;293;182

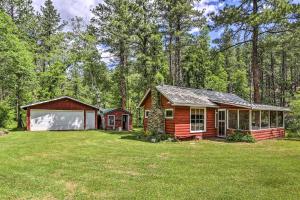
99;108;132;131
138;85;290;141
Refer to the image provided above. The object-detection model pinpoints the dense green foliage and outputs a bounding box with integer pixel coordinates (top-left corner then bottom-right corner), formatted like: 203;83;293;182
0;0;299;128
0;130;300;199
226;131;256;143
0;102;11;127
286;91;300;136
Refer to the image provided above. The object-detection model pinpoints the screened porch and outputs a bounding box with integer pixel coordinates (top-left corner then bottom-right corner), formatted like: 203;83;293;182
225;109;285;131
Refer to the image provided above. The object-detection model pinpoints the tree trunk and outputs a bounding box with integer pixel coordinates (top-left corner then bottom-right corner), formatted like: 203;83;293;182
119;41;127;110
16;81;22;128
280;49;286;106
174;17;183;86
168;31;174;85
270;52;276;104
251;0;260;103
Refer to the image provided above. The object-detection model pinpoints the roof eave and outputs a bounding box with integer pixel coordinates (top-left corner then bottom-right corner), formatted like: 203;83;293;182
21;96;99;110
211;100;252;109
171;103;219;108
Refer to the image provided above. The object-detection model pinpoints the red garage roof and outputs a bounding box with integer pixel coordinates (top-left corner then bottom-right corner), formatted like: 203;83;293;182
21;96;99;110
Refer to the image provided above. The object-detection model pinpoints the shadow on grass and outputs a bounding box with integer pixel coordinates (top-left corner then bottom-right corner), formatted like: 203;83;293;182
283;137;300;141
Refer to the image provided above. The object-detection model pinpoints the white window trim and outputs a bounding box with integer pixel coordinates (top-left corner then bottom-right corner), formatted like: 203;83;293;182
215;110;218;128
190;107;206;133
164;109;174;119
108;115;115;127
145;110;150;118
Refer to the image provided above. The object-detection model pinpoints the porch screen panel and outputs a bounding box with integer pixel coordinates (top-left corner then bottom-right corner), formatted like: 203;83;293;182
252;111;260;130
191;108;205;131
239;110;249;130
261;111;269;129
228;110;238;129
278;111;284;127
270;111;277;128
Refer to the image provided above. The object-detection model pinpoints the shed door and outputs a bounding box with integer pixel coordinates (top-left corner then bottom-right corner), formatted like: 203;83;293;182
30;110;84;131
86;111;96;130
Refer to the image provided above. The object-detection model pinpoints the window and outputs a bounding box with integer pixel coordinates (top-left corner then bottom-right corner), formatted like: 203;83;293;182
270;111;277;128
278;111;284;127
108;115;115;126
228;110;238;129
145;110;150;118
190;108;205;132
165;109;173;119
252;111;260;130
239;110;249;130
261;111;269;129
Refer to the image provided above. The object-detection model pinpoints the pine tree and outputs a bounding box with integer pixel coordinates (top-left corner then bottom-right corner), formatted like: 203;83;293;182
157;0;205;86
36;0;66;99
91;0;135;109
212;0;299;103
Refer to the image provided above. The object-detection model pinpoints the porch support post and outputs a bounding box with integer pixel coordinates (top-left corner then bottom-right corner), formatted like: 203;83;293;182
249;110;252;131
268;111;270;128
259;111;261;129
237;110;240;130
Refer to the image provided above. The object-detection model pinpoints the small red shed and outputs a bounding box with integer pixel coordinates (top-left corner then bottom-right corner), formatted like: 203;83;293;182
22;96;98;131
99;108;132;131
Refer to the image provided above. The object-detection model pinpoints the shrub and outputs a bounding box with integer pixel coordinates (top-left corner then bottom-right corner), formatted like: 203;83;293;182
226;131;255;143
138;132;175;143
286;130;300;138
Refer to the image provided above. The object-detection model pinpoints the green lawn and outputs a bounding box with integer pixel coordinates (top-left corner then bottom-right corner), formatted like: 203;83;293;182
0;130;300;200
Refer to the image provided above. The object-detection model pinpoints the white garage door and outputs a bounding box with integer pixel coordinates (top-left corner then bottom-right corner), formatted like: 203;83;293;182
86;111;96;130
30;110;84;131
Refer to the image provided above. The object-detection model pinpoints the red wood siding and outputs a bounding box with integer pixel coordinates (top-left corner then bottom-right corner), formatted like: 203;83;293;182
25;98;98;131
28;98;96;110
26;109;30;131
104;110;132;131
174;107;217;137
251;128;285;140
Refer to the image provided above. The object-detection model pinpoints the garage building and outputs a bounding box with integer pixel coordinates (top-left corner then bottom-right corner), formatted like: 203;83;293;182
22;96;98;131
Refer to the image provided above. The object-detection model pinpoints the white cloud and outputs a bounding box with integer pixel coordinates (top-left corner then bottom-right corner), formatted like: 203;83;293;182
194;0;222;16
32;0;102;22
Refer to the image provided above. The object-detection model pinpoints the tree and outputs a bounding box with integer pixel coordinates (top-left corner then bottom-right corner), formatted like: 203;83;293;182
0;11;35;128
36;0;67;99
182;29;211;88
130;0;168;127
212;0;299;103
0;0;37;38
91;0;135;109
157;0;205;86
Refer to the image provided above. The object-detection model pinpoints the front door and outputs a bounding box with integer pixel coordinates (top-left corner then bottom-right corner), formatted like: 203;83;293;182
218;110;226;137
122;115;128;130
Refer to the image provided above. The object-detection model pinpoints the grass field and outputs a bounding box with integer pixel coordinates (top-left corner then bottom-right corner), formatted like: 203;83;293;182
0;129;300;200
